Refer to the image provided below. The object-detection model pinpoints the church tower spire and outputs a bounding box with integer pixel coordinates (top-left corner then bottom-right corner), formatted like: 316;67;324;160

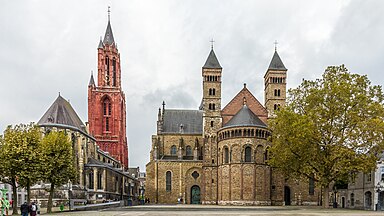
88;9;128;169
201;43;222;204
264;43;287;117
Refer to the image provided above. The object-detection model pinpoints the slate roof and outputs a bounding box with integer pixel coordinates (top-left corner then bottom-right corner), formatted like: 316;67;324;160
38;95;86;133
223;105;267;128
268;51;287;71
203;49;222;69
98;38;104;49
162;109;203;134
103;21;115;45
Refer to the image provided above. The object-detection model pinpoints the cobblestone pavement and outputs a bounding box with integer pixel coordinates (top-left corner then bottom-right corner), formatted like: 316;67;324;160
39;205;384;216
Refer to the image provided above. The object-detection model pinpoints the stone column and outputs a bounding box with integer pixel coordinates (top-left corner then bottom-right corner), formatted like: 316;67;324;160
103;169;107;191
93;168;98;190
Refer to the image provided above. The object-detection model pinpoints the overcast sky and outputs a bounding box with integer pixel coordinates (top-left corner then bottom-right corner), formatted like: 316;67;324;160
1;0;384;171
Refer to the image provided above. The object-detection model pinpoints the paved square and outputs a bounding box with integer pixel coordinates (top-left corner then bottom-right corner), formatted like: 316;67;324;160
40;205;383;216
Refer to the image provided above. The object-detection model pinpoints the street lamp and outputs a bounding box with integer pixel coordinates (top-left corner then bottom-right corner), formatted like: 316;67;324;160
127;182;132;206
67;180;72;211
332;185;338;208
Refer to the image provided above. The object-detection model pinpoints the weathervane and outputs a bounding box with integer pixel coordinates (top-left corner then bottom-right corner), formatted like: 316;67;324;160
274;40;278;51
210;38;215;49
108;6;111;21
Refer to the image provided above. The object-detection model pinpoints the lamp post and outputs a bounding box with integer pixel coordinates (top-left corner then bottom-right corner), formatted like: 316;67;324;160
139;185;145;205
127;182;132;206
332;185;338;208
67;180;72;211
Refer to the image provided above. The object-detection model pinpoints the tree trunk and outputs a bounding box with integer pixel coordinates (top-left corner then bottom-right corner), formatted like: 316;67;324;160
11;177;18;215
323;185;330;208
27;179;31;204
47;183;55;213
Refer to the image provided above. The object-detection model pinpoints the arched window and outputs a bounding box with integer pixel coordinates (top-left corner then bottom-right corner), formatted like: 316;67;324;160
224;147;229;163
244;146;252;162
112;58;116;86
103;98;111;132
170;145;177;155
264;147;269;161
89;172;94;189
350;193;355;206
212;88;215;95
166;171;172;192
105;56;110;85
97;171;103;189
186;145;192;156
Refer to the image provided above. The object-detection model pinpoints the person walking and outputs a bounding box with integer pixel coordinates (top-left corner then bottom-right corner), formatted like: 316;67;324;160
29;202;37;216
20;202;29;216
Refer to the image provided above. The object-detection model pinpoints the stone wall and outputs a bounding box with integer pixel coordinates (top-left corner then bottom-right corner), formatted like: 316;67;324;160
146;160;203;204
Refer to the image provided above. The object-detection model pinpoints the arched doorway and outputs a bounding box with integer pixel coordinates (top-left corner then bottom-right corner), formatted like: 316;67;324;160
341;197;345;208
284;186;291;205
191;185;201;204
365;191;372;210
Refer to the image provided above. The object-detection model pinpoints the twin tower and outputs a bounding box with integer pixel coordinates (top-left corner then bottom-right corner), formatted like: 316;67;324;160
88;13;291;205
146;39;290;204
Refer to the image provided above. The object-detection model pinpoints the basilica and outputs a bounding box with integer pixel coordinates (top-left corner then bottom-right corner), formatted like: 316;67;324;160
146;47;320;205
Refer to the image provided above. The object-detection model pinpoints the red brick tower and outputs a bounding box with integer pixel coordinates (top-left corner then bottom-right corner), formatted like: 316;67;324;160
88;11;128;169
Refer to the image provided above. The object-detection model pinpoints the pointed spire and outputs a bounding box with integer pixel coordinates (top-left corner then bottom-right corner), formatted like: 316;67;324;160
98;37;104;49
203;48;222;69
103;7;115;45
268;50;287;71
89;71;95;86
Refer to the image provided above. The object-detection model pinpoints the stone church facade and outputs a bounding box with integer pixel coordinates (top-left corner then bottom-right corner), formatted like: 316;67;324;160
30;14;138;207
146;47;320;205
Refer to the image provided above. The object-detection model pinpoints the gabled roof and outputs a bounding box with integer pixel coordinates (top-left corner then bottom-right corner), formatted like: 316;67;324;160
221;85;268;125
89;73;95;86
268;51;287;71
203;49;222;69
103;21;115;45
162;109;203;134
223;104;266;128
38;95;86;133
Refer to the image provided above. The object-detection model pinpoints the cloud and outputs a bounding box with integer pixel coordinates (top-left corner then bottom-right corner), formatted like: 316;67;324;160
1;0;383;170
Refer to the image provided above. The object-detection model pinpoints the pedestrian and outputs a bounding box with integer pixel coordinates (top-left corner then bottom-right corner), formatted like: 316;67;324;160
20;202;29;216
29;202;37;216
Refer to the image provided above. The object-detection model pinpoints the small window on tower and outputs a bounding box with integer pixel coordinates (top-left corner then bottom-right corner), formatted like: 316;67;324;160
210;121;214;127
105;117;109;131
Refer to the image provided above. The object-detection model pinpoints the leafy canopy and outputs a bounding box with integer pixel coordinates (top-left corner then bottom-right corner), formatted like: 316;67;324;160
269;65;384;187
40;130;77;186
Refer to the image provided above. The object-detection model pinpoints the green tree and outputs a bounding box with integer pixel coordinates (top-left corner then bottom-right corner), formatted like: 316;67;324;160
40;131;76;213
269;65;384;207
0;123;42;214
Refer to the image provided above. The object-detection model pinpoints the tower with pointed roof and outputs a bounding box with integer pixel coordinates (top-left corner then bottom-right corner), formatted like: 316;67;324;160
88;11;128;169
201;47;222;204
264;48;287;117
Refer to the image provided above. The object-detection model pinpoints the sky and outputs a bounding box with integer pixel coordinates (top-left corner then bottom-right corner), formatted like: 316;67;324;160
1;0;384;171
